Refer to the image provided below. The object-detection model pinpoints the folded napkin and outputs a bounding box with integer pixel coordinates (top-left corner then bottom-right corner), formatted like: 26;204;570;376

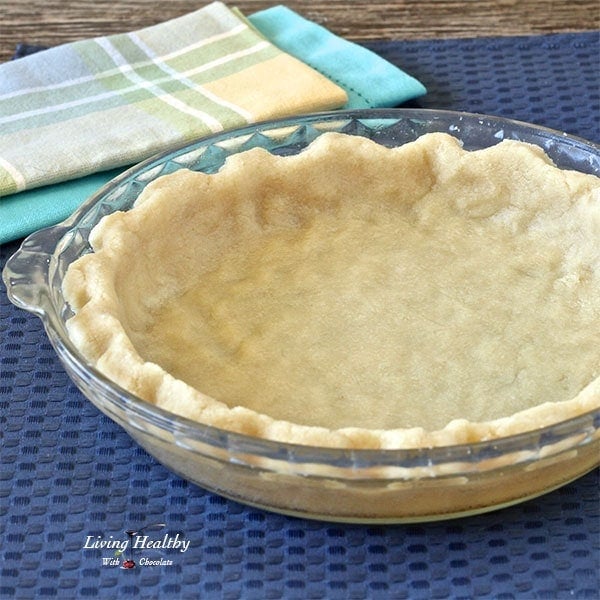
0;2;426;244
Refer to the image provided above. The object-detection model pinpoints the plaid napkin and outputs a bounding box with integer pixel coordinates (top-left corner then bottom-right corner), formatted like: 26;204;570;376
0;2;426;243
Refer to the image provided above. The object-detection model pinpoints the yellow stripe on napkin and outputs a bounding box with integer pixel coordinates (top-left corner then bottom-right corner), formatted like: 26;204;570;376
204;53;347;120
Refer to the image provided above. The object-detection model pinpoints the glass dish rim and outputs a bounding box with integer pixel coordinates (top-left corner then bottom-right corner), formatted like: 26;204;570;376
5;107;600;471
58;108;600;228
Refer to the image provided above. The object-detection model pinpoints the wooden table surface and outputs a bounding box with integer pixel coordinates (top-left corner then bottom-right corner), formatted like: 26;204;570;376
2;0;599;63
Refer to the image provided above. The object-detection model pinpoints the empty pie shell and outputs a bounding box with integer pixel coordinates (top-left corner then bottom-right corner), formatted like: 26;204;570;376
61;130;600;449
5;110;600;521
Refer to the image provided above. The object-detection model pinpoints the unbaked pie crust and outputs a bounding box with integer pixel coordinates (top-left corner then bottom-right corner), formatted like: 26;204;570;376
63;132;600;449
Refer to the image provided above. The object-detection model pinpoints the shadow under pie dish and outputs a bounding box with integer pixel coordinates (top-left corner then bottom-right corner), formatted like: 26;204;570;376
4;109;600;522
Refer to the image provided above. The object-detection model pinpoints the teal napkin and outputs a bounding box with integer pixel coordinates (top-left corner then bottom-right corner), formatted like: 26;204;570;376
0;4;425;244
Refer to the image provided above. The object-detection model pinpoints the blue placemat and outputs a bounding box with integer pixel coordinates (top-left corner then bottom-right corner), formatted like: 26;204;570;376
1;31;599;599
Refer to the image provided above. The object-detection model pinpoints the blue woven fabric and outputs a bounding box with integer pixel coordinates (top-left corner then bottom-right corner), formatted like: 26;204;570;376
1;31;599;599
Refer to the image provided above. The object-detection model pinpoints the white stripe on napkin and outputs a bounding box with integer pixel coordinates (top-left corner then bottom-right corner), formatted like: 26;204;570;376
0;23;250;102
128;31;254;121
0;40;270;128
96;37;224;132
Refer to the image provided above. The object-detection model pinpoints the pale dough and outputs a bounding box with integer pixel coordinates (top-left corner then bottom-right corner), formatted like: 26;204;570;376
63;132;600;448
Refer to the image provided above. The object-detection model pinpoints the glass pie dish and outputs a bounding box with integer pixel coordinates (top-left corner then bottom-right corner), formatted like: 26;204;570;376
4;109;599;523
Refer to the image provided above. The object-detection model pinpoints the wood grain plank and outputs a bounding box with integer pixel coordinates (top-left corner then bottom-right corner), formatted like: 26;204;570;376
1;0;599;63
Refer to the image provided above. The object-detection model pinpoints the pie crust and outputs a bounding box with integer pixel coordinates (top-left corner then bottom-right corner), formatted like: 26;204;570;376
62;132;600;449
